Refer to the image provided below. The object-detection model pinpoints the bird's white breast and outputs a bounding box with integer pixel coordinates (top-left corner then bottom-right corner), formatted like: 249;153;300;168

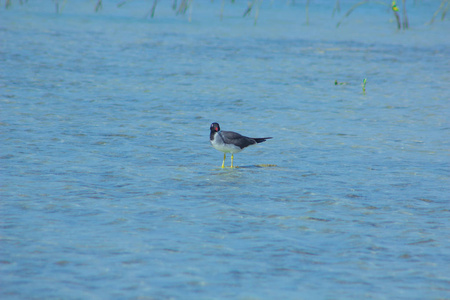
210;132;243;154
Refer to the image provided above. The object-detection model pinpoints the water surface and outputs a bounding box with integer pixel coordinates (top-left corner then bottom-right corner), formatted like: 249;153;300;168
1;1;449;299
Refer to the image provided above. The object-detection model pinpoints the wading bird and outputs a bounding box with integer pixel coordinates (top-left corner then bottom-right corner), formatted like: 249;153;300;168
209;122;272;168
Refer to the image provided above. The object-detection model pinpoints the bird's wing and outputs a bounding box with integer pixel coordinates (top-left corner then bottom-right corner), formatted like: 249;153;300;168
220;131;257;149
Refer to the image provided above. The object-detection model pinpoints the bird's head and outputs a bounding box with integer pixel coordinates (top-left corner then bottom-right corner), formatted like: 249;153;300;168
210;122;220;132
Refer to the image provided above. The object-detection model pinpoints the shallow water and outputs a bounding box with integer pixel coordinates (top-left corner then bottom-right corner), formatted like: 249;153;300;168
1;1;449;299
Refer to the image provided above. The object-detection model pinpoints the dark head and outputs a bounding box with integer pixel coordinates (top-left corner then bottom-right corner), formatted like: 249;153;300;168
210;122;220;133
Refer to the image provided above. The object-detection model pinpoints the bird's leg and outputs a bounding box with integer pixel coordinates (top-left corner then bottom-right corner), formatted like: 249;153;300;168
231;154;234;168
221;153;226;168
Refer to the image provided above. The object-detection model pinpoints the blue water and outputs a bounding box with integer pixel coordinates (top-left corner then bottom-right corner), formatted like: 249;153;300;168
1;1;449;299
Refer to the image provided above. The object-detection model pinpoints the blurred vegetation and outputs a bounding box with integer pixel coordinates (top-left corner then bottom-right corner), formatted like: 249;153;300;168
336;0;409;29
3;0;449;29
428;0;450;24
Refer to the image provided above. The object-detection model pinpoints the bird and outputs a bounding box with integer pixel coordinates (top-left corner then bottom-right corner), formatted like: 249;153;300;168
209;122;272;168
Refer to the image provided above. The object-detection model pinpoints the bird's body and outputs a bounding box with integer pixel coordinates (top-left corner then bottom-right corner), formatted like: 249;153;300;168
209;122;272;168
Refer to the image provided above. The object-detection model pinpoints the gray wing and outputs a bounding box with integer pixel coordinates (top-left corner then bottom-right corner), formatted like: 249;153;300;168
219;131;257;149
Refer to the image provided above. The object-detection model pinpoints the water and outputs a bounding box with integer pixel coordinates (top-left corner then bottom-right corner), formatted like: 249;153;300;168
1;1;449;299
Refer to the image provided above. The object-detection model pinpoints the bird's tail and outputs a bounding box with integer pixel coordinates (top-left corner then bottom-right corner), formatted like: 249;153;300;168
253;137;272;143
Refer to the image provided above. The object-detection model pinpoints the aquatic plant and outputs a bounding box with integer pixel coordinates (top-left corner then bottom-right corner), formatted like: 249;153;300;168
332;0;341;17
334;80;349;85
53;0;67;13
391;0;402;29
243;0;262;25
401;0;409;28
428;0;450;24
306;0;310;25
176;0;191;15
4;0;448;28
117;0;192;19
148;0;157;18
4;0;27;9
95;0;102;12
336;0;409;30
